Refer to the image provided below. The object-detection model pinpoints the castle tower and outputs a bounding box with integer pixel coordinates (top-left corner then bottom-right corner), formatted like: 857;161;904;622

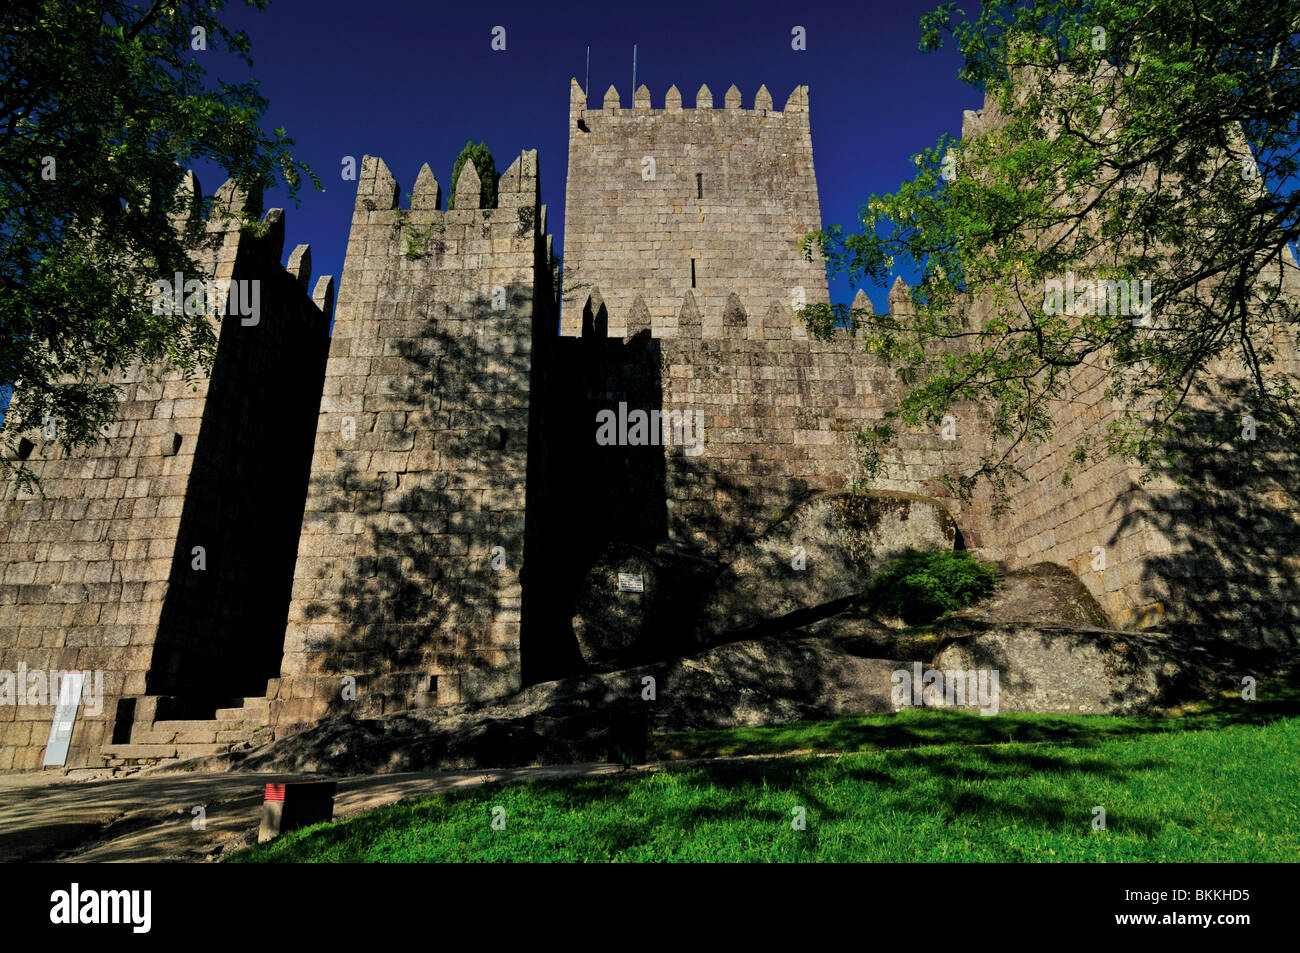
0;177;333;770
273;151;552;727
560;80;829;335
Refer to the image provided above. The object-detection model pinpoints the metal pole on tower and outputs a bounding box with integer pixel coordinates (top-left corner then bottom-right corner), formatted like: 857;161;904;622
585;45;590;98
632;44;637;94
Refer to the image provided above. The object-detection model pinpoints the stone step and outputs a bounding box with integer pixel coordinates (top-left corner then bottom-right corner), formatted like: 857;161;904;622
152;719;216;734
174;743;232;759
126;727;184;745
102;743;178;760
131;717;262;745
104;708;273;765
151;721;222;742
214;728;259;745
101;741;234;763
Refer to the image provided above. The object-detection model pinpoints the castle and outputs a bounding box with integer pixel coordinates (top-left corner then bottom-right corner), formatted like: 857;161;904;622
1;78;1297;772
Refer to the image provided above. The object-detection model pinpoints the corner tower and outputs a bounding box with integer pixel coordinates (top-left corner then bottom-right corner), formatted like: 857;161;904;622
560;80;828;335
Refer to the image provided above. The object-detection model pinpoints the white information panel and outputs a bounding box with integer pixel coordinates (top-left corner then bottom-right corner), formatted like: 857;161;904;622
617;573;645;593
42;672;86;768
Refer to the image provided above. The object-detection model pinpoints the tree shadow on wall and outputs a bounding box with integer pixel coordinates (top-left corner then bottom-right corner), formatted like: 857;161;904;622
297;278;546;714
538;318;857;680
1104;389;1300;653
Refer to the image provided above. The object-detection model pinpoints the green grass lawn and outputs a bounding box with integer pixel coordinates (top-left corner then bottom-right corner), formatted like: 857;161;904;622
231;696;1300;862
650;689;1298;759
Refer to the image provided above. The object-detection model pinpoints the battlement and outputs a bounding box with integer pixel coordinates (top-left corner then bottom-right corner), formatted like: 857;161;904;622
562;79;825;335
352;150;541;222
174;168;336;325
569;78;807;118
4;69;1300;776
272;144;557;724
569;286;892;341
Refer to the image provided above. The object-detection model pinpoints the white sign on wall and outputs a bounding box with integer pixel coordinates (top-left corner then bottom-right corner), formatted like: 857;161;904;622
617;573;644;593
42;672;86;768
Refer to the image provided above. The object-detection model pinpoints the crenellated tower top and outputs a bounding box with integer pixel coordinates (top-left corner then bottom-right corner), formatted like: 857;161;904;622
569;78;808;119
562;79;825;335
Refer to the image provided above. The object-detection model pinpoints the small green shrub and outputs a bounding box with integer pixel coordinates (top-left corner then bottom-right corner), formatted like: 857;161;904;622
448;141;498;209
860;548;999;624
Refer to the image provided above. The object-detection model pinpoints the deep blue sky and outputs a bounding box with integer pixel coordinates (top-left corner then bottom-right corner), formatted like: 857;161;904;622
201;0;982;314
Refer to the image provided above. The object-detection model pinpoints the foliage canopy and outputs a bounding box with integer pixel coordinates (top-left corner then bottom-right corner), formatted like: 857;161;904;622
801;0;1300;503
0;0;317;492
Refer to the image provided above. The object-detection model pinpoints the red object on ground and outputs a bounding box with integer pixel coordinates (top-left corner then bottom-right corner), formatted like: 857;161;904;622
259;781;337;842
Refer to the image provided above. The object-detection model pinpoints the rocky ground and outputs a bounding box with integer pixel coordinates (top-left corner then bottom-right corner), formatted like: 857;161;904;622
153;562;1270;778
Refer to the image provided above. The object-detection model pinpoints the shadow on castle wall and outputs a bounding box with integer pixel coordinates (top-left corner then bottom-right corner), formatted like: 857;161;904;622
148;236;329;718
290;279;543;714
536;310;838;676
1106;391;1300;647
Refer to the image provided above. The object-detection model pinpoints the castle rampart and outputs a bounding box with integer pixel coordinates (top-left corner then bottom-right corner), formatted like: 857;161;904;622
1;76;1297;773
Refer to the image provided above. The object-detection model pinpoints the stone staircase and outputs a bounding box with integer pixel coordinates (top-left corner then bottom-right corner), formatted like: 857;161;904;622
100;694;273;769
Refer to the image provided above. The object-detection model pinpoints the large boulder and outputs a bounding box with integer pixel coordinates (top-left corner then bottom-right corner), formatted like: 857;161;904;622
928;623;1220;714
942;563;1111;628
570;542;717;664
697;490;959;638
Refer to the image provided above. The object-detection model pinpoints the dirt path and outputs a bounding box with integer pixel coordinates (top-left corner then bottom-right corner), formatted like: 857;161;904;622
0;762;633;862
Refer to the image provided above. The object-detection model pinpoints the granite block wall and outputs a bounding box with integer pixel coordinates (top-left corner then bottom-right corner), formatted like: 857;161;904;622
272;150;550;729
560;79;829;336
3;72;1298;774
0;176;332;769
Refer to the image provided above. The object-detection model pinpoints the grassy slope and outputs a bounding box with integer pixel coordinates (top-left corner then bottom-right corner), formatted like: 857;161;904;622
232;701;1300;862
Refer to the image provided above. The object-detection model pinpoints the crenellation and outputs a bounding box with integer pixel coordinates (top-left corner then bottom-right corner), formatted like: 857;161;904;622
354;155;400;212
170;169;203;230
562;80;825;334
850;288;873;316
287;244;312;292
212;177;262;218
411;163;442;211
260;208;286;263
312;275;336;321
454;158;483;210
783;85;809;113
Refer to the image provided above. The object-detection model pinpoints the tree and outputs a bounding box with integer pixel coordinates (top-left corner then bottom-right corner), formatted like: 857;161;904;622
448;141;498;209
800;0;1300;504
0;0;318;492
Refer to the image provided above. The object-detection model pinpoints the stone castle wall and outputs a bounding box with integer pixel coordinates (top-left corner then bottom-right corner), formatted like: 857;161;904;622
549;284;986;556
0;179;332;770
2;74;1298;774
271;150;550;729
949;95;1300;643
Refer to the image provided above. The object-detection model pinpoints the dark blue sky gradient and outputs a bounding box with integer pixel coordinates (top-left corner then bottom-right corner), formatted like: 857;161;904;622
198;0;982;314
